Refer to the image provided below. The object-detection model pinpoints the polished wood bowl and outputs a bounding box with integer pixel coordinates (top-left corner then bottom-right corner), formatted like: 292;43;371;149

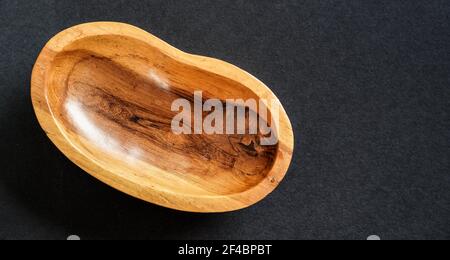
31;22;293;212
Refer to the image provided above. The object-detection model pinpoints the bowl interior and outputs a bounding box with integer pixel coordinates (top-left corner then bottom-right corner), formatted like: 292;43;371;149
45;35;278;196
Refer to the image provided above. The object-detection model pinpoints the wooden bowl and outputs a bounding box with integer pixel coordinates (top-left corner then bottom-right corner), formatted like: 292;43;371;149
31;22;293;212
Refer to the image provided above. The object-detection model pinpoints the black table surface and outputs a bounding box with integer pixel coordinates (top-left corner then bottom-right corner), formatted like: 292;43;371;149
0;0;448;240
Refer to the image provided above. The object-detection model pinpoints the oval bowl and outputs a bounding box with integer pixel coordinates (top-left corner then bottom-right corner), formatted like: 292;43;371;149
31;22;293;212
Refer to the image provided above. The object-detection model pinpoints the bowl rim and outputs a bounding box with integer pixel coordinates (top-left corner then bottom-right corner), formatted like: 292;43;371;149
31;21;294;212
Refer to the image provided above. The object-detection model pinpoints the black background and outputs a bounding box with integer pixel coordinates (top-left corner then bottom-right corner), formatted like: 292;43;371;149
0;0;449;240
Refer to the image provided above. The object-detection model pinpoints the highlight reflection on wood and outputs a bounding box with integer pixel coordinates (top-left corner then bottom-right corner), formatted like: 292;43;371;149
31;22;294;212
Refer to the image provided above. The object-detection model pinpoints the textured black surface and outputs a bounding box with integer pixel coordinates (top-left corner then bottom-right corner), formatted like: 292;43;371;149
0;0;449;240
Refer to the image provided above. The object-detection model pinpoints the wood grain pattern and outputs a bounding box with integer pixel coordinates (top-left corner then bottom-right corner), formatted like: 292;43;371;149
31;22;294;212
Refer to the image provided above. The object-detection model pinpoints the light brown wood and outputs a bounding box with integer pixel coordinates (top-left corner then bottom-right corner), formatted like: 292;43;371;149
31;22;294;212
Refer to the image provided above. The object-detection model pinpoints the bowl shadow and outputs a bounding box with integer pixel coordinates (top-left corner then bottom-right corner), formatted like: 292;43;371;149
0;73;236;240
